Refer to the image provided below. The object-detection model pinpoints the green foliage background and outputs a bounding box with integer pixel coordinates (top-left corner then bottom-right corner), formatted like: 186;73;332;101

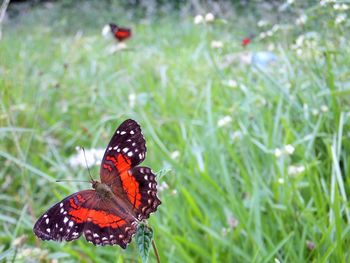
1;1;350;262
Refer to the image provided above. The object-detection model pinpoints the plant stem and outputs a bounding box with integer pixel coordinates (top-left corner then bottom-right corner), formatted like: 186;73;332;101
151;239;161;263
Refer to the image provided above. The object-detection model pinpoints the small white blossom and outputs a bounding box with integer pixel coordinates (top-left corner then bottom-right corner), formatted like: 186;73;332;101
278;177;285;184
257;20;268;27
268;43;275;51
296;14;308;25
312;109;319;116
227;215;239;229
334;3;349;10
129;93;136;108
158;182;169;192
171;189;178;195
170;150;180;160
211;40;224;49
284;144;295;155
320;105;329;112
272;24;280;32
217;116;232;127
230;131;243;141
223;79;237;88
205;13;215;22
296;48;303;56
194;15;204;24
68;148;104;168
335;13;347;24
274;145;295;157
259;32;267;39
274;148;283;158
288;165;305;176
287;0;294;4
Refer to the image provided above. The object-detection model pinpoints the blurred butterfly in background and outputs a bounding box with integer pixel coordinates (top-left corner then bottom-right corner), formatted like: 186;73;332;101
106;23;132;42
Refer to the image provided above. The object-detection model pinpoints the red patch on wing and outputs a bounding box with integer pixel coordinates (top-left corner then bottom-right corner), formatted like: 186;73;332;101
69;207;126;228
115;30;131;40
120;170;141;208
242;38;251;46
106;154;131;173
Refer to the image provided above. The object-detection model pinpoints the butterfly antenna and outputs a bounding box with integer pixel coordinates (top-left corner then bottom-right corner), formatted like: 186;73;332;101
81;146;95;182
56;179;91;183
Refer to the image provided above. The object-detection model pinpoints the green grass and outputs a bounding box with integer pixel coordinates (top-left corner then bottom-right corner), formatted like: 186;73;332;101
1;1;350;262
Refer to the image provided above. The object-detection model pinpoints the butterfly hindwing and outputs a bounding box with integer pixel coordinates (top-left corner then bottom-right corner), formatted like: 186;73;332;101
128;166;161;220
33;190;93;242
34;190;138;248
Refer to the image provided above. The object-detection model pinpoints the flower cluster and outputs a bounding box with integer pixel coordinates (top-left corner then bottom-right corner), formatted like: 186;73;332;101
194;13;215;24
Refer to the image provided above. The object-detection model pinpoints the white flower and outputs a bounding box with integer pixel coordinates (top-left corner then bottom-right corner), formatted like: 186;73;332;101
259;32;267;39
171;189;178;195
227;215;239;229
287;0;294;4
278;177;285;184
257;20;268;27
335;13;347;24
222;79;237;88
230;131;243;141
158;182;169;192
296;14;308;25
211;40;223;49
288;165;305;176
284;144;295;155
334;3;349;10
170;150;180;160
217;116;232;127
129;93;136;108
320;105;329;112
102;24;112;39
268;43;275;51
312;109;319;116
194;15;204;24
274;145;295;157
274;148;283;157
68;148;105;168
296;35;304;46
205;13;215;22
272;24;280;32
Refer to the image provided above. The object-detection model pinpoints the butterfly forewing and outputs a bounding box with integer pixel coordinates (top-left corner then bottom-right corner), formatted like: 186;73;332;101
100;119;146;182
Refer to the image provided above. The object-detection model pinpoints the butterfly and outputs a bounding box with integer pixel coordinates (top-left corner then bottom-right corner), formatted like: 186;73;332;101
241;34;255;47
33;119;161;248
109;23;132;42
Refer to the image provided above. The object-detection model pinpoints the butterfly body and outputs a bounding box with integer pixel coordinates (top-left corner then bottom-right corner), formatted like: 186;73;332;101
33;119;161;248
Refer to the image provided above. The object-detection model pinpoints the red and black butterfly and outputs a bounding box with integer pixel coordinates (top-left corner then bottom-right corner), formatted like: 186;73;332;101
33;119;161;248
242;34;256;47
109;23;132;42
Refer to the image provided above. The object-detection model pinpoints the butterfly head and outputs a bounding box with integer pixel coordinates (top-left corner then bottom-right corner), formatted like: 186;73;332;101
109;23;118;31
